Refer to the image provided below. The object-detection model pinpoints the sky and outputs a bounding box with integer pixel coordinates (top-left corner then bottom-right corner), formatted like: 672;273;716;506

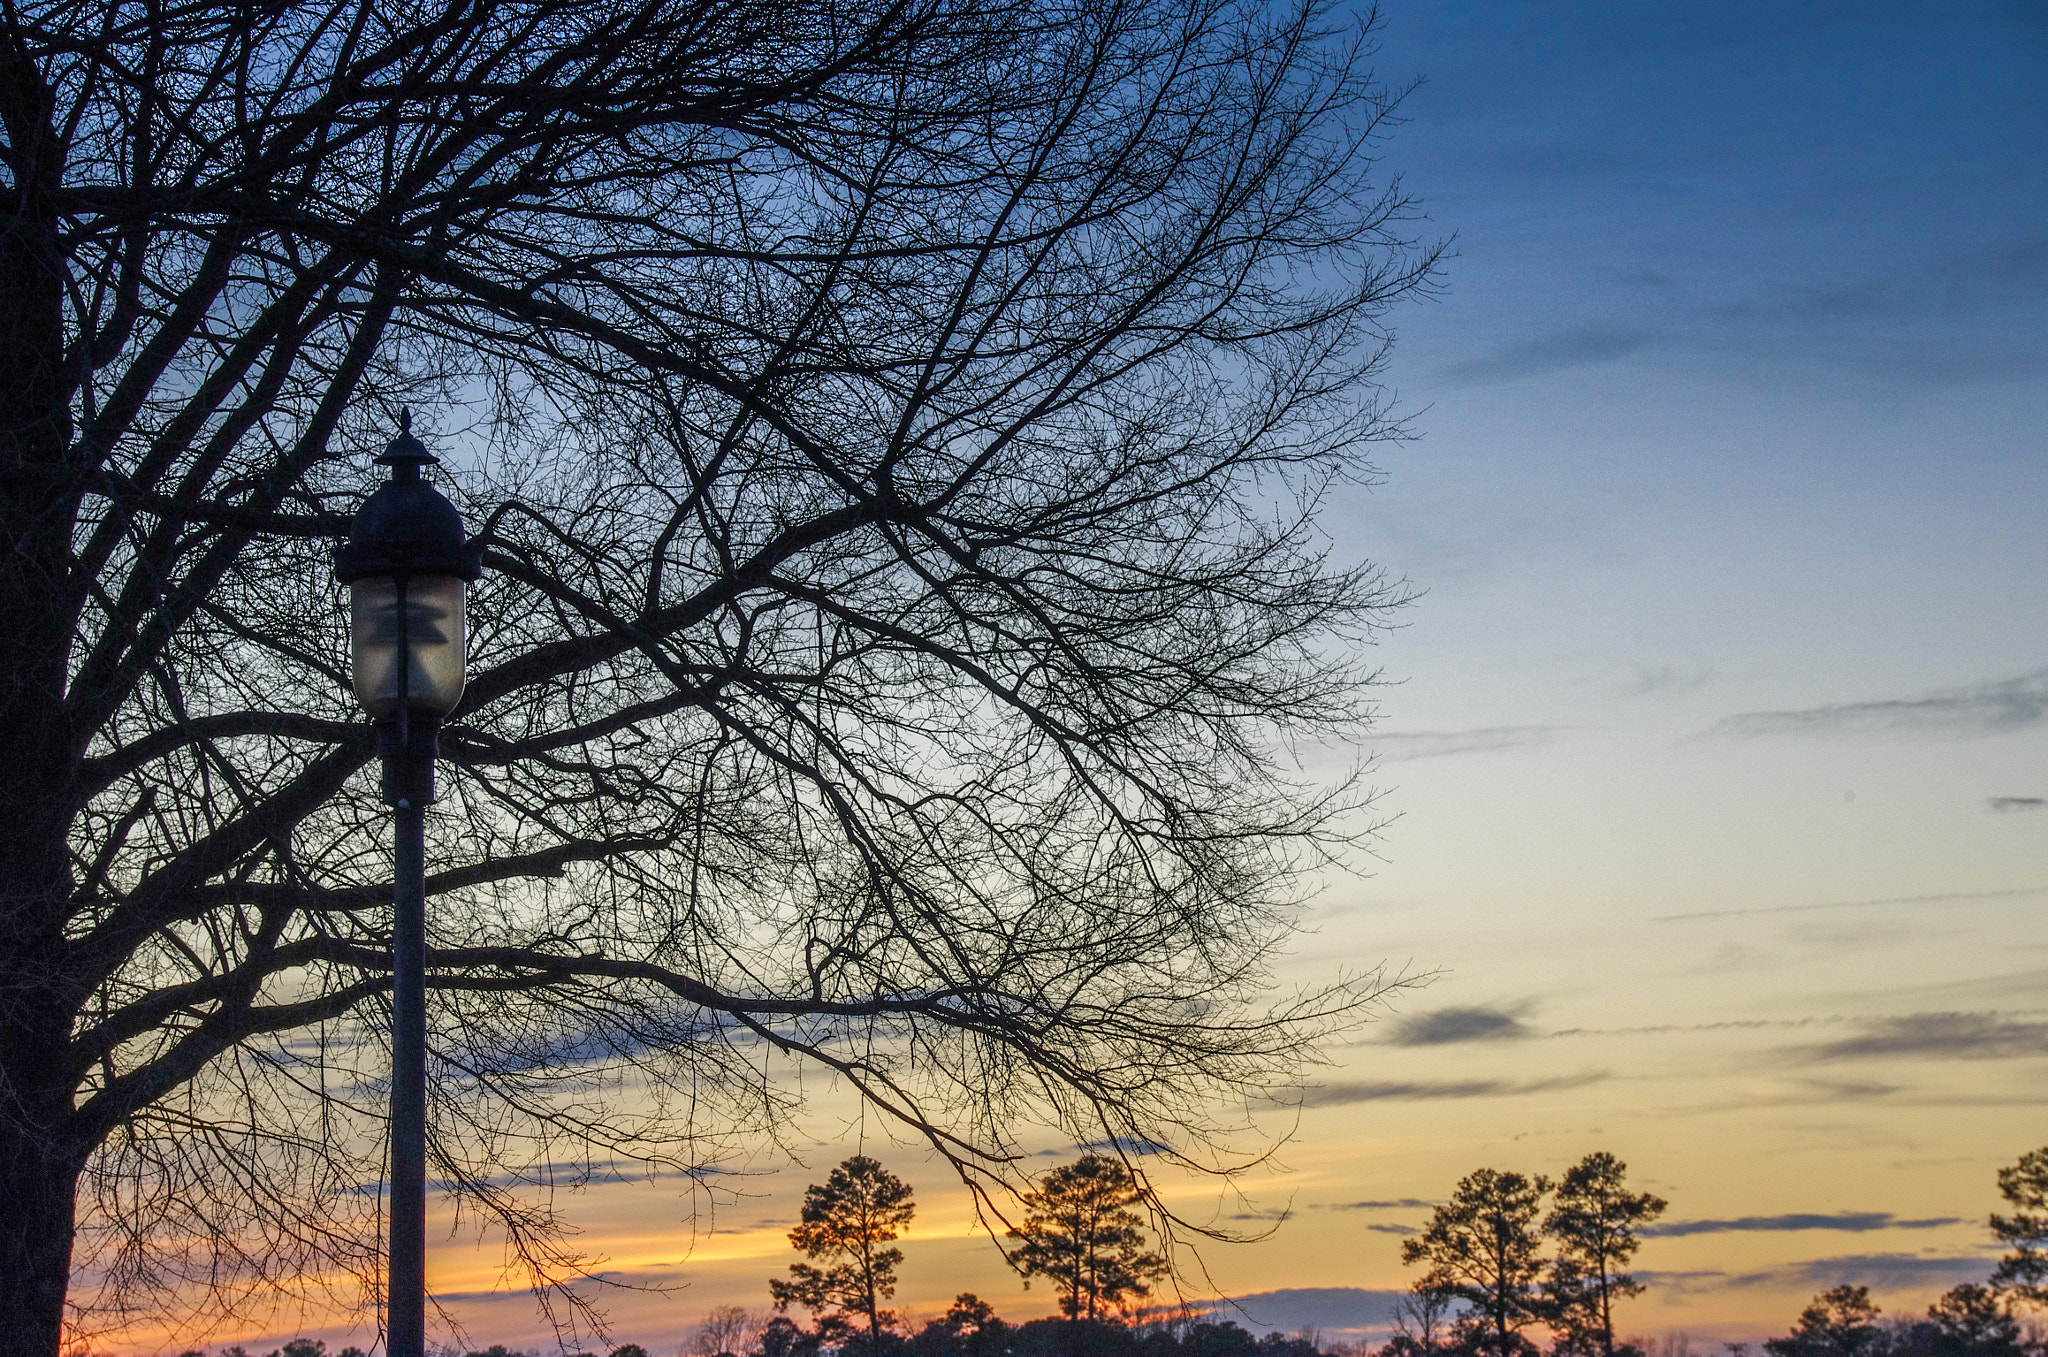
176;4;2048;1354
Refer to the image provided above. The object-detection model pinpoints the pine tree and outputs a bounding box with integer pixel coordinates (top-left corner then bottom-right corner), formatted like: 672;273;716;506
1008;1155;1168;1320
770;1157;916;1344
1991;1146;2048;1307
1763;1286;1883;1357
1923;1284;2025;1357
1400;1169;1552;1357
1544;1153;1667;1357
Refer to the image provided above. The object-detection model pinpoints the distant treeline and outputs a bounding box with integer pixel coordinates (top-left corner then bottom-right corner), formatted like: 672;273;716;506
177;1144;2048;1357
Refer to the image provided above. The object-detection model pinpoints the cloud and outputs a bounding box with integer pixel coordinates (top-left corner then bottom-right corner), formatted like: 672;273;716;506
1991;797;2045;812
1387;1006;1532;1046
1806;1012;2048;1062
1771;1255;1995;1289
1620;663;1713;697
1639;1256;1994;1299
1440;326;1659;386
1364;1222;1420;1236
1293;1072;1606;1106
1742;1256;1992;1291
1077;1136;1172;1156
1792;1078;1903;1101
1717;236;2048;329
1373;727;1554;761
1324;1198;1435;1211
1645;1212;1964;1238
1181;1288;1408;1336
1705;671;2048;740
1653;884;2048;924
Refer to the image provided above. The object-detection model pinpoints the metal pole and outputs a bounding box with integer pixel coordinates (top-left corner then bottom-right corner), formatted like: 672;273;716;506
389;787;427;1357
384;722;435;1357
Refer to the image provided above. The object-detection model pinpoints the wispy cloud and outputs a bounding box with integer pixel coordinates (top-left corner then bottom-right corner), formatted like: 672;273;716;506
1620;662;1713;698
1991;797;2045;813
1293;1073;1605;1106
1645;1212;1963;1238
1652;884;2048;923
1179;1288;1408;1335
1323;1198;1435;1211
1373;727;1554;761
1805;1012;2048;1062
1078;1135;1172;1156
1364;1222;1421;1236
1387;1005;1531;1046
1768;1255;1994;1289
1440;326;1659;387
1705;671;2048;740
1644;1255;1994;1296
1717;236;2048;328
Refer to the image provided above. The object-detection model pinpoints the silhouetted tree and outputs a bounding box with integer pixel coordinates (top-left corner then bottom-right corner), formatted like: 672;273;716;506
0;0;1433;1347
1013;1317;1143;1357
1255;1334;1321;1357
771;1156;916;1344
1402;1169;1552;1357
912;1294;1013;1357
1919;1284;2026;1357
1764;1287;1885;1357
1180;1323;1264;1357
1544;1153;1666;1357
696;1307;763;1357
1381;1288;1460;1357
1010;1155;1169;1320
1993;1147;2048;1308
757;1317;824;1357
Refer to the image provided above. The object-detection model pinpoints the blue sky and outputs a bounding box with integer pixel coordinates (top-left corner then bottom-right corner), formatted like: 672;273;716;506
1380;0;2047;402
1233;1;2048;1340
1344;0;2048;746
196;7;2048;1353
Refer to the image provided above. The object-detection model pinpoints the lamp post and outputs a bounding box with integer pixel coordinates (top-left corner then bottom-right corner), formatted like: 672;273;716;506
334;414;483;1357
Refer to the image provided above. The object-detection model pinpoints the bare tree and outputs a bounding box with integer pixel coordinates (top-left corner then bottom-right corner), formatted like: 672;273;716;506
1383;1288;1459;1357
0;0;1435;1350
694;1305;762;1357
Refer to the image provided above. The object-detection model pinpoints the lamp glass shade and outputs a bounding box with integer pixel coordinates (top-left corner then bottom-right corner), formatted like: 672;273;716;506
349;575;469;717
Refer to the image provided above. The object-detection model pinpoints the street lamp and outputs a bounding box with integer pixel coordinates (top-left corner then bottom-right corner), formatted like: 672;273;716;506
333;413;484;1357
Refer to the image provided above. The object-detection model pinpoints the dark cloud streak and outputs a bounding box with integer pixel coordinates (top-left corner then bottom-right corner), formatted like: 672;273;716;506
1440;326;1659;387
1706;671;2048;740
1388;1006;1531;1046
1645;1211;1963;1238
1293;1073;1606;1106
1807;1012;2048;1062
1643;1256;1993;1296
1653;884;2048;923
1373;727;1555;761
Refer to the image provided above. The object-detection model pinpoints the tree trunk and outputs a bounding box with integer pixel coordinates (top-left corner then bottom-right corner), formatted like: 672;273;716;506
0;23;86;1353
0;1086;85;1357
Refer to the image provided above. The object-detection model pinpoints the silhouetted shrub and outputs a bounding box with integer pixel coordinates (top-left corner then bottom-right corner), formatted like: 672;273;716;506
1012;1317;1144;1357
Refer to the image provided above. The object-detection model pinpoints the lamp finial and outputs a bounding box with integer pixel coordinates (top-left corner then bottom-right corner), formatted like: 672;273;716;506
377;412;436;479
